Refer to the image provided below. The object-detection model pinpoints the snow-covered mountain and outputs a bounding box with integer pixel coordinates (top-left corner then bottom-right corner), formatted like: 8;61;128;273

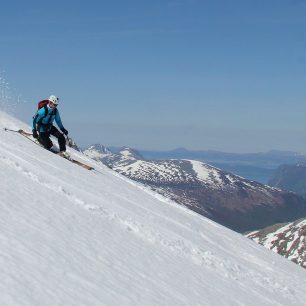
85;145;143;166
247;218;306;268
84;146;306;233
1;110;306;305
84;143;112;159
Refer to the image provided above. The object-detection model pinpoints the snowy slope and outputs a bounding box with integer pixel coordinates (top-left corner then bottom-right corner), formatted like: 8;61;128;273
0;110;306;306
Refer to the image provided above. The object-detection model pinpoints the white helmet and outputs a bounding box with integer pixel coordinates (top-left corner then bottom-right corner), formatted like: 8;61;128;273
49;95;59;105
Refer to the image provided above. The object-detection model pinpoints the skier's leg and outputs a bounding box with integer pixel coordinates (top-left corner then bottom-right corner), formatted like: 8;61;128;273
50;126;66;152
38;132;53;150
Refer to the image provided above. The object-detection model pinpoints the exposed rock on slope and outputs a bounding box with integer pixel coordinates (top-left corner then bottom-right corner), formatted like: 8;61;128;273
247;218;306;268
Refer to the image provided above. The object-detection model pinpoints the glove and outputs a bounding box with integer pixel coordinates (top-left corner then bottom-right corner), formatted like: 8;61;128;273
32;129;38;139
61;128;68;135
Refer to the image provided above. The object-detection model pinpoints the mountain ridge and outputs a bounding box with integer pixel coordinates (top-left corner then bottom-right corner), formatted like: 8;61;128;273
269;163;306;199
84;145;306;232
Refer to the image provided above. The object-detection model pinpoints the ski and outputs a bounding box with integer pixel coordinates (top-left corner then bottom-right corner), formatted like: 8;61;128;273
57;151;94;170
4;128;94;171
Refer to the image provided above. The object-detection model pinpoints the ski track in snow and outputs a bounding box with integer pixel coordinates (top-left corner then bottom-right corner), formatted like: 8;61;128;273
0;150;99;212
119;217;295;299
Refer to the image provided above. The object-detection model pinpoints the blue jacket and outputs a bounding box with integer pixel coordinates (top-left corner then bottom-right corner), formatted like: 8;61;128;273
32;106;65;133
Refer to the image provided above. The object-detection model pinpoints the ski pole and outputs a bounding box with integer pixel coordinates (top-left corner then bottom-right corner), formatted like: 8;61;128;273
3;128;21;133
65;135;71;147
65;135;78;148
4;128;33;136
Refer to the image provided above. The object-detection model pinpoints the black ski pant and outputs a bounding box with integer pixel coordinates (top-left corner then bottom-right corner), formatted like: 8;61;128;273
38;125;66;152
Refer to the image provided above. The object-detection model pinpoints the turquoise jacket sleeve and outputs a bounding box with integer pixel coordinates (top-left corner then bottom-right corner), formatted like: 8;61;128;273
32;108;46;130
55;110;64;130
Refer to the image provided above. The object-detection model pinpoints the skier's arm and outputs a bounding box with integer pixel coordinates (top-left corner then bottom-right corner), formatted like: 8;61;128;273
54;111;64;130
55;111;68;135
32;108;45;130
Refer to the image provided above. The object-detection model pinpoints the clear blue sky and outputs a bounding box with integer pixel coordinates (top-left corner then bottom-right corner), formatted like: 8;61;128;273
1;0;306;152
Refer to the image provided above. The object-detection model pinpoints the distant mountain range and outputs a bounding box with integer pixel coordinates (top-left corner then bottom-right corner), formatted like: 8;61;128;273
247;218;306;268
105;147;306;184
137;148;306;165
84;145;306;233
269;163;306;199
106;147;306;167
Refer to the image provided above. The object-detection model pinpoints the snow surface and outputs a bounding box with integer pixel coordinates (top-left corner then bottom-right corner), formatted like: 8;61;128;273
0;110;306;306
85;147;105;159
119;148;137;159
113;159;195;184
190;160;223;185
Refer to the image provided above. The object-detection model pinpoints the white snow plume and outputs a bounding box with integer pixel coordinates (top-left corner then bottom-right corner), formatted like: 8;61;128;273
0;111;305;305
0;72;28;118
0;73;12;112
0;72;19;114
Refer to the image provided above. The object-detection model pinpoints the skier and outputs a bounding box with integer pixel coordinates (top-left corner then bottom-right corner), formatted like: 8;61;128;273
32;95;69;156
